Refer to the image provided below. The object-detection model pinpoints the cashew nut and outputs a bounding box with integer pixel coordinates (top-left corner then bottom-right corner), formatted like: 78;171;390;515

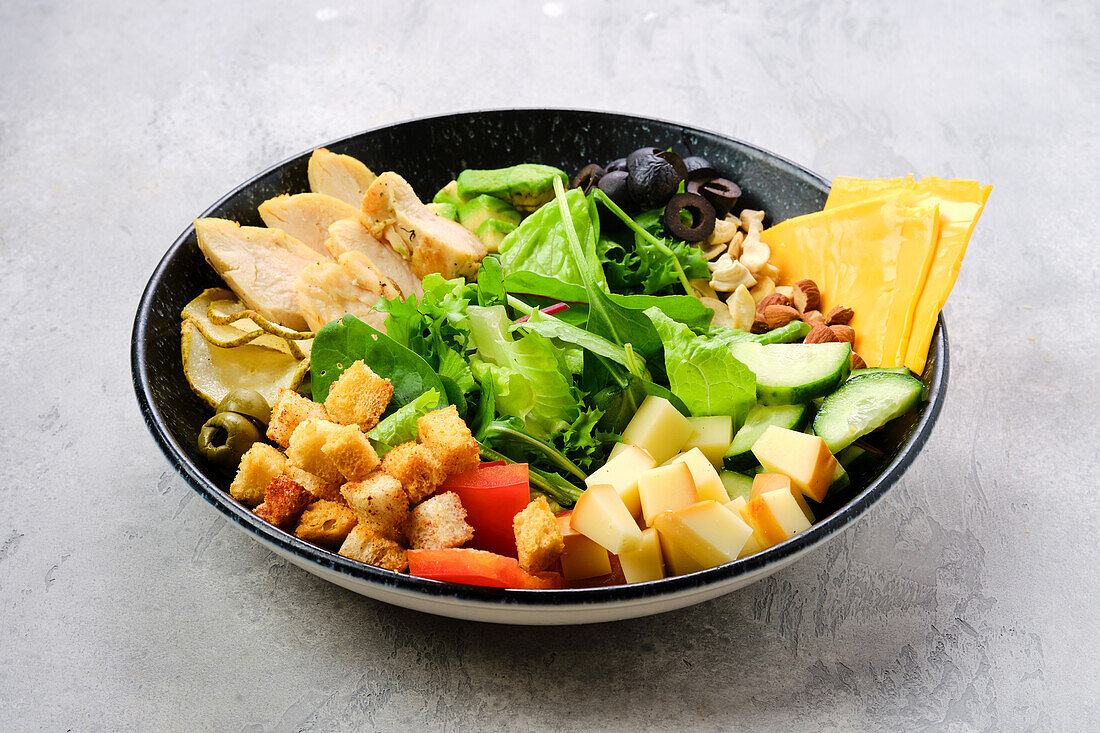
727;284;756;331
708;253;757;292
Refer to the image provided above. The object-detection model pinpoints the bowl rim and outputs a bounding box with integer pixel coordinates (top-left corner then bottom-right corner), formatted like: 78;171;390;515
131;107;948;608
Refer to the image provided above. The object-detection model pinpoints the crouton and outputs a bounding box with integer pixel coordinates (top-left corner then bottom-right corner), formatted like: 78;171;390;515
254;476;313;528
323;360;393;432
339;524;408;572
341;471;409;540
294;499;359;547
229;443;287;506
403;492;474;550
320;423;379;481
381;442;445;503
285;465;341;502
416;405;479;476
513;496;565;573
286;418;344;484
266;388;327;447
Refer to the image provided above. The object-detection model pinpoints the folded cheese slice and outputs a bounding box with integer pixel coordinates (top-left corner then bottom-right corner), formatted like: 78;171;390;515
761;196;940;368
826;176;991;374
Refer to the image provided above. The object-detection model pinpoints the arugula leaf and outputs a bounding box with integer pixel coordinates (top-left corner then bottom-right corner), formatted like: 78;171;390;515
368;388;441;457
467;304;580;437
475;256;507;307
646;307;757;422
498;187;605;290
310;315;448;410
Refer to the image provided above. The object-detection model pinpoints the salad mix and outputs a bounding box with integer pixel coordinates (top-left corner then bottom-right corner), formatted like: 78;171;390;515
179;144;990;589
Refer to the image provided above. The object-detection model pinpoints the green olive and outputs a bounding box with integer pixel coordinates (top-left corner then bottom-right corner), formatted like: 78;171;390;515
198;412;261;468
215;388;271;426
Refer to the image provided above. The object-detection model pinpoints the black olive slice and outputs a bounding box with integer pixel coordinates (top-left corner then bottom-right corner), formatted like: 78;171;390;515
682;155;712;174
606;157;628;172
684;167;719;194
597;170;634;210
571;163;606;194
656;150;687;179
698;177;742;219
663;192;716;243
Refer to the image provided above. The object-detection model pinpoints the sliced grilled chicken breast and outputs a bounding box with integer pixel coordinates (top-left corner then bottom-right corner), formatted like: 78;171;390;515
307;148;377;207
258;193;359;255
325;217;423;298
194;218;321;331
294;251;394;332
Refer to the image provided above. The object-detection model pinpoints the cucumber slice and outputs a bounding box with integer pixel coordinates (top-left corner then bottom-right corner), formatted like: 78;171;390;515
849;367;910;380
719;471;754;502
813;371;924;453
730;342;851;405
723;404;809;471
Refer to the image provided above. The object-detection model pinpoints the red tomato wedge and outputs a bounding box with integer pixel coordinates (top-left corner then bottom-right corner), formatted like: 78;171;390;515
441;463;530;556
407;549;561;590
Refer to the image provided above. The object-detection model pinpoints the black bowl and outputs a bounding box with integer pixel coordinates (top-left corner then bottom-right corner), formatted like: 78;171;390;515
132;109;947;624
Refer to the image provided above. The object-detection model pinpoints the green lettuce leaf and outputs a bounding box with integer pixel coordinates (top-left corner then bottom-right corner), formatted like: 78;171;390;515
310;315;448;410
467;305;580;437
498;187;605;290
646;307;757;422
368;388;441;457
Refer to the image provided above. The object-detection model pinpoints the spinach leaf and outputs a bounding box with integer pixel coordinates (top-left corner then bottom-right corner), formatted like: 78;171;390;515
310;315;449;409
498;187;605;290
646;307;757;423
368;388;441;457
467;304;580;438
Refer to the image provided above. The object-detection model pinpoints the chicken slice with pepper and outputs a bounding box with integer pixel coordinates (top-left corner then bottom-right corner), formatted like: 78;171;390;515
325;217;422;298
295;251;395;332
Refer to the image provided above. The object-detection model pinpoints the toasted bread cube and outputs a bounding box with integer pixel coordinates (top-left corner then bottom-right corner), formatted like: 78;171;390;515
254;476;313;528
266;388;327;447
403;492;474;550
285;464;341;502
229;443;287;506
416;405;479;476
381;442;445;503
286;418;343;484
513;496;565;573
338;524;408;572
294;499;359;547
321;423;379;481
323;360;393;432
341;471;409;540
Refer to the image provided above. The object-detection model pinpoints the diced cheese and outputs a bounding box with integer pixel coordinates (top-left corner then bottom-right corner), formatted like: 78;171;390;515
620;396;693;465
618;527;665;583
826;176;992;374
664;448;729;504
726;498;767;557
637;463;698;526
750;426;839;503
657;524;705;576
584;444;656;517
652;501;753;569
761;195;941;368
556;513;612;580
739;489;812;547
683;416;733;466
608;442;632;460
752;473;814;523
571;484;643;555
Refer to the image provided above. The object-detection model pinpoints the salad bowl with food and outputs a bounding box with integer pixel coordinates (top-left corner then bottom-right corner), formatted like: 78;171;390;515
133;109;985;624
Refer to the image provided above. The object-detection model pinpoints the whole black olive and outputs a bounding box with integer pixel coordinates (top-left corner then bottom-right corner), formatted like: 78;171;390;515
571;163;606;194
606;157;628;172
698;177;742;219
626;150;683;209
663;192;716;243
597;170;634;211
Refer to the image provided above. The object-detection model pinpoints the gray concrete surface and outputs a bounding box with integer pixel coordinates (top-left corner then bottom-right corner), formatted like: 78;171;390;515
1;1;1096;730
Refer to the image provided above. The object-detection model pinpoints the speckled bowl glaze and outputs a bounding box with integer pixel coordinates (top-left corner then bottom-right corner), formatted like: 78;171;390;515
132;109;948;625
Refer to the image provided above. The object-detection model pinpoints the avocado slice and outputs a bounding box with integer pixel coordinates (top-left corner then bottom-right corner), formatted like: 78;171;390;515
475;218;517;254
432;180;467;207
456;163;568;213
458;195;521;232
427;202;458;221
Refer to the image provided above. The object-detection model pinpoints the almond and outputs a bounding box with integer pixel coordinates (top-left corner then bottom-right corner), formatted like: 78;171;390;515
826;305;854;326
751;313;769;334
764;304;800;329
829;325;855;343
792;279;821;313
803;323;838;344
802;309;825;325
850;352;867;370
756;292;794;313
